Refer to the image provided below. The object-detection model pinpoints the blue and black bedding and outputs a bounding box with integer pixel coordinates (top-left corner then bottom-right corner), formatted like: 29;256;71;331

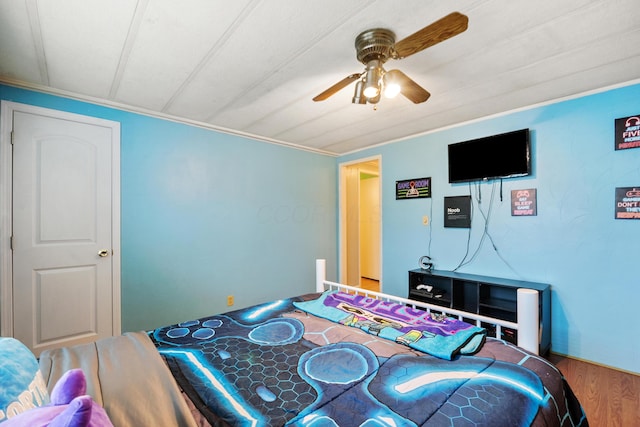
149;291;588;427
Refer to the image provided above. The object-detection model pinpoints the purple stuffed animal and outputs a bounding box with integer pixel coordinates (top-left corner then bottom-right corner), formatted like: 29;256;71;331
3;369;113;427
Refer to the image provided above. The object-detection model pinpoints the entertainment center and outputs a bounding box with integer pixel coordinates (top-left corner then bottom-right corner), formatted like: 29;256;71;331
408;268;550;355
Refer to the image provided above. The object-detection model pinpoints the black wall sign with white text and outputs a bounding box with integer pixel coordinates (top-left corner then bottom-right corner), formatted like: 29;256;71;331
444;196;471;228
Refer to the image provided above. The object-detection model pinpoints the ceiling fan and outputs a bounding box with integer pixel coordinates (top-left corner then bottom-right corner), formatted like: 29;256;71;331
313;12;468;106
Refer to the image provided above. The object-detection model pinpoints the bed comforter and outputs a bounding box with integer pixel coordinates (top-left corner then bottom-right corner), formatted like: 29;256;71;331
148;293;588;427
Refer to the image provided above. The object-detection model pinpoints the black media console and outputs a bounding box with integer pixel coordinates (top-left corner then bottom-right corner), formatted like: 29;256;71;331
409;269;550;355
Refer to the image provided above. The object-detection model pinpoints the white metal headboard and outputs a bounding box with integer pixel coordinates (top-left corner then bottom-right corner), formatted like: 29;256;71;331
315;259;539;355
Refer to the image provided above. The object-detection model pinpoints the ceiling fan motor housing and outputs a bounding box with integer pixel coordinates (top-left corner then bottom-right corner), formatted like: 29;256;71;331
355;28;396;64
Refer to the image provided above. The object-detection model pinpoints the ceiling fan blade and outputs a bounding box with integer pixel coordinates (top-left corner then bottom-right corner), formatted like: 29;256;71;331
393;12;468;59
313;73;362;101
387;69;431;103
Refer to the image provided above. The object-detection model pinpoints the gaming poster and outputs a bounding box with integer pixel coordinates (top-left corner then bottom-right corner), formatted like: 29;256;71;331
511;188;537;216
396;177;431;200
615;187;640;219
615;114;640;150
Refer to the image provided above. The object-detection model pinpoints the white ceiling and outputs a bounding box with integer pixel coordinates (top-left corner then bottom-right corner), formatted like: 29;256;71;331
1;0;639;155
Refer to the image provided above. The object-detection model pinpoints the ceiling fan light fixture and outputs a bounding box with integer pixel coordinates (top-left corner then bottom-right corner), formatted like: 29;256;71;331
384;84;401;98
352;80;367;104
362;60;383;98
367;93;381;105
383;72;401;98
363;83;379;98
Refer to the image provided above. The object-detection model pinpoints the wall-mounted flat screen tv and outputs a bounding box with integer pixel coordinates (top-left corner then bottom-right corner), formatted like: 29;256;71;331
448;128;531;183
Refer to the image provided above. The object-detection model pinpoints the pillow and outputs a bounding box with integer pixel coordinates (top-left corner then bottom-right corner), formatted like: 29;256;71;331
1;369;113;427
0;337;50;421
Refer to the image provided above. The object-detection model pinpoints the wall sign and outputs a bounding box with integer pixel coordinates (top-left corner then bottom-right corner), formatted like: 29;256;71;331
615;187;640;219
396;177;431;200
511;188;537;216
444;196;471;228
615;114;640;150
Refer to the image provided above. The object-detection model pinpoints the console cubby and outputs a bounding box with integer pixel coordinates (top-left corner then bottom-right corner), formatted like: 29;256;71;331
407;273;451;308
408;269;550;355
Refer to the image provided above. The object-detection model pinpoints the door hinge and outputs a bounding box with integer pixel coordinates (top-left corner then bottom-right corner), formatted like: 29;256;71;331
10;235;13;250
10;131;14;145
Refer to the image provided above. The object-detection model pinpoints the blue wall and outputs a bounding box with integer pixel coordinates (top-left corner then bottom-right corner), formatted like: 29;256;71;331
339;83;640;374
0;84;337;332
3;82;638;373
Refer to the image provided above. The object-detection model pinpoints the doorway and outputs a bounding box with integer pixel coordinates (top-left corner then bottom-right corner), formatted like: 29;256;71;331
0;101;121;356
339;156;381;292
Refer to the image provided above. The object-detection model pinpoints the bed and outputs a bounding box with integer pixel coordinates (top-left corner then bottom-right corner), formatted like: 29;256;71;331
35;259;588;427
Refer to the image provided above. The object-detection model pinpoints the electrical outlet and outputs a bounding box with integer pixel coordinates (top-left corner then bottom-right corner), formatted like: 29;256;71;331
227;295;234;306
422;215;429;225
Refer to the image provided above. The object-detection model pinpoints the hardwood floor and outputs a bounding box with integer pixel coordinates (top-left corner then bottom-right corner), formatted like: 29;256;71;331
548;354;640;427
360;277;380;292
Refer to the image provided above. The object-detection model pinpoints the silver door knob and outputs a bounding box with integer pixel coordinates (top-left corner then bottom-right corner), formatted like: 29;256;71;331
98;249;109;257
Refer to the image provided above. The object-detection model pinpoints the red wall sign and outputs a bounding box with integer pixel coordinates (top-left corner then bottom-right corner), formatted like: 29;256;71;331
511;188;537;216
615;115;640;150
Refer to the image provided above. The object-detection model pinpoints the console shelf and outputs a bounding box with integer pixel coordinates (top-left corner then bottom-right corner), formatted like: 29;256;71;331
408;269;550;355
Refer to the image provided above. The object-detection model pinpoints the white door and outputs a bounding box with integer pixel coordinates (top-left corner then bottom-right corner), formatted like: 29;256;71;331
3;103;120;356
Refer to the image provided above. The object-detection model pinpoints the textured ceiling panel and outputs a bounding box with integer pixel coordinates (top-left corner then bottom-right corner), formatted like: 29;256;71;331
113;0;257;111
0;2;44;82
36;0;139;97
1;0;638;155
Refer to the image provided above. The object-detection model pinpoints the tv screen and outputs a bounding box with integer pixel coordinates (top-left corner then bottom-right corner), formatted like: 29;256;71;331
448;128;530;183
